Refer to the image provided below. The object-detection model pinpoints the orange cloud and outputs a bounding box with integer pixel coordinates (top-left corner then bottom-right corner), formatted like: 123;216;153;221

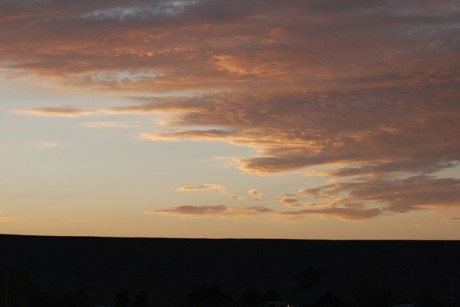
4;1;460;220
177;184;242;200
118;94;460;177
0;216;15;222
14;107;97;117
248;189;262;201
277;195;303;208
3;0;457;94
139;129;236;142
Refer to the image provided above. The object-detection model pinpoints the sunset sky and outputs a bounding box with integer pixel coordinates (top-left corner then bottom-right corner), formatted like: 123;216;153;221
1;0;460;239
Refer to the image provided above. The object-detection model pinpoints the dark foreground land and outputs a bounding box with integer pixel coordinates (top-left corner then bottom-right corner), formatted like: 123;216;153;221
1;235;460;307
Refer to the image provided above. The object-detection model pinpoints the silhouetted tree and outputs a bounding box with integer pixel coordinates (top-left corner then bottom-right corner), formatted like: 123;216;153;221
295;267;324;292
133;290;149;307
261;288;278;302
353;251;394;307
185;282;233;307
62;288;89;307
415;283;444;307
114;289;130;307
238;288;262;306
32;290;60;307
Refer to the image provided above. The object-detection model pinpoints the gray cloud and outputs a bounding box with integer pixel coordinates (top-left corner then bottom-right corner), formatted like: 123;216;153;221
3;0;459;89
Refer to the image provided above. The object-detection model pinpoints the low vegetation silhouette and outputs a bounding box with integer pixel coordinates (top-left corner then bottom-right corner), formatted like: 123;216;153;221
1;235;459;306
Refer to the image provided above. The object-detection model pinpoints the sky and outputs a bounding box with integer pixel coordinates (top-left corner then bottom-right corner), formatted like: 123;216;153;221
1;0;460;239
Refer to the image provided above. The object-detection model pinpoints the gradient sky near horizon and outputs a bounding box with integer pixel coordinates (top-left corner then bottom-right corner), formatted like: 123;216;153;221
1;0;460;239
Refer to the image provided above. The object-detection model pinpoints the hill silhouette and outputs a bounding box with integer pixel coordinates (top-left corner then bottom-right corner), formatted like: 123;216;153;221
1;235;459;306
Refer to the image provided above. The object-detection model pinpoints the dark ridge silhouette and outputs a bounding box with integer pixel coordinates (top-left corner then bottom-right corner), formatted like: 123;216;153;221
1;234;459;306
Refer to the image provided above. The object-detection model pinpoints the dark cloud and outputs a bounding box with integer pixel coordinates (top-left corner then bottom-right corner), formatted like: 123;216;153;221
3;0;459;90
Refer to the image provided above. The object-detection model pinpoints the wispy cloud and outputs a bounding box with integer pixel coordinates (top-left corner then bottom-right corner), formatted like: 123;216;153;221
177;184;225;192
299;175;460;214
0;216;14;222
145;204;381;221
177;183;242;200
278;207;382;221
14;107;98;117
80;1;201;21
83;121;132;128
145;205;273;219
248;189;262;201
277;195;303;208
0;211;15;222
140;129;236;142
